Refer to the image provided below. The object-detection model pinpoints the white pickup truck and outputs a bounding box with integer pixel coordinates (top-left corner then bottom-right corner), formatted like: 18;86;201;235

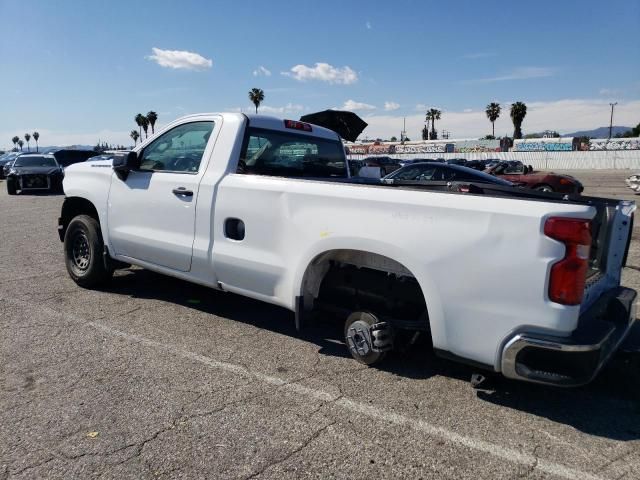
58;113;638;386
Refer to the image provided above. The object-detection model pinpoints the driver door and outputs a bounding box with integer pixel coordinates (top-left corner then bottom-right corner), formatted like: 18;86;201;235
108;119;216;272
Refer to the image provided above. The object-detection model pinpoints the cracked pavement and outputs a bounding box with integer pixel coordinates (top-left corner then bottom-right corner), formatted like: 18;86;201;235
1;170;640;479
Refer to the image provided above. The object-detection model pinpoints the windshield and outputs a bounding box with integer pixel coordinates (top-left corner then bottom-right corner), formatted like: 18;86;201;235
387;163;514;186
14;156;58;167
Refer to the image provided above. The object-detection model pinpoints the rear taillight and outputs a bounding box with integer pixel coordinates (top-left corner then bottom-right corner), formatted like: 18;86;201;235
544;217;592;305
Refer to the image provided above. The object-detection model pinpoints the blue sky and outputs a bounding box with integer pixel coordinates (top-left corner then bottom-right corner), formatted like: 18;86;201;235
1;0;639;147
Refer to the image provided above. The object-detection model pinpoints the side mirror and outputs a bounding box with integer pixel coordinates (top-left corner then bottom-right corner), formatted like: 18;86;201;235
112;151;139;180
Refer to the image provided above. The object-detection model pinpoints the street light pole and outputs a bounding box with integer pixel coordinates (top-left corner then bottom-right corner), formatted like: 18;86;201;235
608;102;618;139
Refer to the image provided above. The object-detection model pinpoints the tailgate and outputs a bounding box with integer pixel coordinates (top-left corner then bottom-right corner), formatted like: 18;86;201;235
582;199;636;311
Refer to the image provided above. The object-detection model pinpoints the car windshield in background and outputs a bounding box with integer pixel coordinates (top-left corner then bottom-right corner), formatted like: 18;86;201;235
14;156;57;167
386;163;515;186
240;127;346;178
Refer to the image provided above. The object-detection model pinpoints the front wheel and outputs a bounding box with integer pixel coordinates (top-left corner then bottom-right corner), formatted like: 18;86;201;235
64;215;113;288
6;179;17;195
535;184;554;193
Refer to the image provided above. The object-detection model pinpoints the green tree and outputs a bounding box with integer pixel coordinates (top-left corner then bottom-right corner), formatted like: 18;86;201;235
510;102;527;139
248;88;265;114
130;130;140;146
33;131;39;152
12;136;19;151
621;122;640;138
17;139;23;151
426;108;442;140
485;102;501;137
390;136;397;142
24;133;31;152
146;111;158;134
135;113;145;137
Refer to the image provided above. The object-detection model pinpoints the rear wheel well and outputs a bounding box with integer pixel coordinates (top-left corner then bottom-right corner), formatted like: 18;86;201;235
301;250;430;332
60;197;100;241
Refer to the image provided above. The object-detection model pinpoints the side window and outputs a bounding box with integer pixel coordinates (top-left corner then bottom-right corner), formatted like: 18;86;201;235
394;166;435;180
139;121;214;173
504;162;524;174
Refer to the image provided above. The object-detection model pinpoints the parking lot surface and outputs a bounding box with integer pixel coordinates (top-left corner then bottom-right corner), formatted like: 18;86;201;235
1;169;640;479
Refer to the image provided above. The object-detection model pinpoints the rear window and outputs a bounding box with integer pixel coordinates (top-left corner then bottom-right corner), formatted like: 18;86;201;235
238;127;347;178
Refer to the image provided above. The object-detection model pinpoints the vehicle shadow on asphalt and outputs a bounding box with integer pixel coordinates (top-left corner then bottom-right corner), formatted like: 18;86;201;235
105;267;640;442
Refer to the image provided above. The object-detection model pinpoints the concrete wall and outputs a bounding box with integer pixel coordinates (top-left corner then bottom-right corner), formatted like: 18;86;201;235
348;150;640;170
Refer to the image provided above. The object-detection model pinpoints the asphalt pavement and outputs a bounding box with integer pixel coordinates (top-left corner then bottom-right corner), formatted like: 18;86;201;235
1;170;639;479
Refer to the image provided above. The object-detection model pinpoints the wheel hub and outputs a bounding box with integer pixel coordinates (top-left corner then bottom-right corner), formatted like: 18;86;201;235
72;233;90;270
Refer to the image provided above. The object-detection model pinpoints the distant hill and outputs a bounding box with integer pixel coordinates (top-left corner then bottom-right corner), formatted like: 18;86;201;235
563;126;631;138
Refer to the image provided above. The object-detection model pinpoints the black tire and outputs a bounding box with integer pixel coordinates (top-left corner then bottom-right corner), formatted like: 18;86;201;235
64;215;112;288
344;311;388;366
534;184;554;193
6;179;17;195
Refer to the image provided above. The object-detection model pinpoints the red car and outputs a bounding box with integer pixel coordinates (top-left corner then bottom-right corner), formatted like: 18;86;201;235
489;161;583;194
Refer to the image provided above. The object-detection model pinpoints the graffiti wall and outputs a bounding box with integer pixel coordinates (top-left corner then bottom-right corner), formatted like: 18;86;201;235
454;140;500;153
394;143;453;154
589;138;640;151
513;139;574;152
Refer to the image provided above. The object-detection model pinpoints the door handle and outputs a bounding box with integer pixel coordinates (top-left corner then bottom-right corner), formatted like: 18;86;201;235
172;187;193;197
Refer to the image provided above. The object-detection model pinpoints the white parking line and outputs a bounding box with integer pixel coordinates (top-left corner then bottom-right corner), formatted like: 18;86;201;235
8;298;612;480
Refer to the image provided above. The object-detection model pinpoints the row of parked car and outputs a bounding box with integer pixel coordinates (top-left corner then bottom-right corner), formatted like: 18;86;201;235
0;150;101;195
352;156;584;194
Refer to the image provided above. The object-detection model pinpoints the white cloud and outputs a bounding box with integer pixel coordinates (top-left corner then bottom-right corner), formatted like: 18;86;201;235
366;21;372;29
340;100;376;111
463;66;554;83
253;66;271;77
384;101;400;111
146;47;212;71
354;99;640;140
282;63;358;84
463;108;473;113
415;103;428;111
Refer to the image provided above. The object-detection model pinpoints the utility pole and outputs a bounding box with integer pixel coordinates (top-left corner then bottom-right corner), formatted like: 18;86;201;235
608;102;617;139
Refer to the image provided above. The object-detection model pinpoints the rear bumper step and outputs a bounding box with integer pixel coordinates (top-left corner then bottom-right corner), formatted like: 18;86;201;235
501;287;637;387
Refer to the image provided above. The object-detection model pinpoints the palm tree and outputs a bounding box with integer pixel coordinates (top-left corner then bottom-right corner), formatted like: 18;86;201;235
17;139;24;151
485;102;501;137
135;113;145;137
33;131;39;152
12;136;19;151
130;130;139;146
146;111;158;134
141;116;149;139
24;133;31;152
510;102;527;139
426;108;442;140
248;88;265;114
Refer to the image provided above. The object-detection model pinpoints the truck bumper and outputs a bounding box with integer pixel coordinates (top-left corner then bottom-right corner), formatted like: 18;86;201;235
501;287;638;387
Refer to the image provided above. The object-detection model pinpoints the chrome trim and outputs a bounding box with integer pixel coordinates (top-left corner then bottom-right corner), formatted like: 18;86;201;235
502;302;637;386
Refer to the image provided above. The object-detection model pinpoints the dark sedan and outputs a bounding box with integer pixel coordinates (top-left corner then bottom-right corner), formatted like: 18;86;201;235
382;162;516;187
6;154;64;195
